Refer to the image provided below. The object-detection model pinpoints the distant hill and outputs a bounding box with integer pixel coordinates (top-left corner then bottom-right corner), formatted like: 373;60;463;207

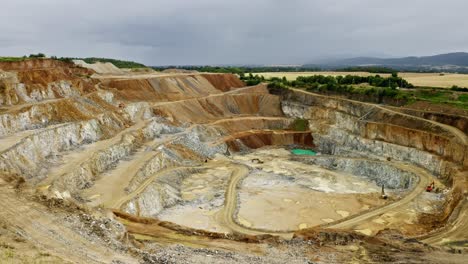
311;52;468;71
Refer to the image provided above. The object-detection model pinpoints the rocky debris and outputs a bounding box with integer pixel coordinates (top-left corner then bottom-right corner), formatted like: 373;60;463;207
65;213;128;250
140;244;313;264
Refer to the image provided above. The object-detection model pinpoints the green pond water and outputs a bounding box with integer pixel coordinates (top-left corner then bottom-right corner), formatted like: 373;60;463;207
291;149;317;156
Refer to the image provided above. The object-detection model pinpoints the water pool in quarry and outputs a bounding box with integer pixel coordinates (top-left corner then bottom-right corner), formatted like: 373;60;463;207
291;148;317;156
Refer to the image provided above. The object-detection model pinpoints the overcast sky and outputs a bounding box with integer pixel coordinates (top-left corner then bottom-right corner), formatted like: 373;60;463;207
1;0;467;65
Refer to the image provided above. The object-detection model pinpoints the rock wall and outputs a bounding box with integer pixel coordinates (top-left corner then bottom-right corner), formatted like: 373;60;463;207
153;93;283;124
0;120;103;180
52;119;180;193
0;59;96;106
0;59;76;71
295;156;417;189
106;75;222;102
123;168;202;217
385;105;468;133
281;90;467;173
280;89;467;228
0;97;127;137
200;73;245;92
225;131;314;152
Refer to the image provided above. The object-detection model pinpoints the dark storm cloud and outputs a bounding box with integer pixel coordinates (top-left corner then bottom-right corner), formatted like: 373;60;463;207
1;0;468;65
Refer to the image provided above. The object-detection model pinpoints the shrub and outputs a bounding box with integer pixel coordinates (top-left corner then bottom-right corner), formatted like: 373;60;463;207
290;118;309;131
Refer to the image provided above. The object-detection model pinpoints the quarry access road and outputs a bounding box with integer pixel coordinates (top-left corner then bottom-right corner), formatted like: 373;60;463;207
149;89;255;107
0;183;137;264
95;72;208;80
106;152;433;239
82;136;173;208
219;157;432;238
82;116;290;210
110;159;241;211
421;199;468;246
37;117;153;190
215;162;294;239
110;166;194;210
0;96;65;115
326;160;432;230
0;90;106;121
290;88;468;145
210;129;312;147
0;122;76;153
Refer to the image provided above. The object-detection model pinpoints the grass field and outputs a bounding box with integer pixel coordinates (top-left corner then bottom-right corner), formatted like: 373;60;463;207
0;57;27;62
255;72;468;88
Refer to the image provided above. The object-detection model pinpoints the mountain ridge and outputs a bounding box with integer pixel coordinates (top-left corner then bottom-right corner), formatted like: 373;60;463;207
314;52;468;67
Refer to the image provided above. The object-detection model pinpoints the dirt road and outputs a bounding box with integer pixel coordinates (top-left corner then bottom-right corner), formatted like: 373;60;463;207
0;123;74;153
38;118;152;189
422;199;468;246
213;162;296;238
217;157;431;238
82;138;167;208
326;161;431;229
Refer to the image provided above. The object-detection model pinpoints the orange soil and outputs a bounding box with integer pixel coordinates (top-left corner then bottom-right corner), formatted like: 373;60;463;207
201;73;245;91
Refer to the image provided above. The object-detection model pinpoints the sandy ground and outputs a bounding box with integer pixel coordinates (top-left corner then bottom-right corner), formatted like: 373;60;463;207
157;166;232;233
256;71;468;88
232;149;385;231
155;148;388;234
238;183;383;231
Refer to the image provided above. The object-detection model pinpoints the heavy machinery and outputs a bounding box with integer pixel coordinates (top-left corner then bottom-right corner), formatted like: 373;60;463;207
426;181;435;192
381;185;388;199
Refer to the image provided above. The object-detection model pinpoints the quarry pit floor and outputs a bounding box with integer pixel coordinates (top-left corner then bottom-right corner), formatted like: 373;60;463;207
146;147;441;239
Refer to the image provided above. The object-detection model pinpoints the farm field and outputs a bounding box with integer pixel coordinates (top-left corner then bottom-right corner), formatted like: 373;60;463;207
255;71;468;88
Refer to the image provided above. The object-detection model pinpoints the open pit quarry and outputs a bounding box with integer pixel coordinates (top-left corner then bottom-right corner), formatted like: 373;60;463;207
0;59;467;263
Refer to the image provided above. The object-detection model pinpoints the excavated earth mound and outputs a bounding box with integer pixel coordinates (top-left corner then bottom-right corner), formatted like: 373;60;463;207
0;59;466;263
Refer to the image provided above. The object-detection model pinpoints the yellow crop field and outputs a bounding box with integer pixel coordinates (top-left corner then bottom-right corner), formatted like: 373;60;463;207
254;72;468;88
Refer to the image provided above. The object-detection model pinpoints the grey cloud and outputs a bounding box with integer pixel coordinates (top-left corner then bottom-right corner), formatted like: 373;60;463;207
1;0;467;65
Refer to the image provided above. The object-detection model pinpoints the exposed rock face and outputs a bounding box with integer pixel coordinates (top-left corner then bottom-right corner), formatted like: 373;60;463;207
0;59;77;71
1;60;314;211
279;89;467;226
0;59;96;107
281;92;467;175
106;75;223;101
2;60;466;262
226;131;314;151
386;106;468;133
200;73;246;91
296;156;417;189
153;93;283;124
0;120;104;180
123;168;202;217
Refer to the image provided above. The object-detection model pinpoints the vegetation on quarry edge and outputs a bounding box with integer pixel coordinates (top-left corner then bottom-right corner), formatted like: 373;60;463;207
152;65;466;74
239;73;468;109
0;54;146;69
1;55;466;108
